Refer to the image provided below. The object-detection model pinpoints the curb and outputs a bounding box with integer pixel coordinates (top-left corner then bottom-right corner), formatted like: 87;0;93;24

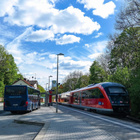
14;119;50;140
34;122;50;140
127;116;140;123
14;119;45;126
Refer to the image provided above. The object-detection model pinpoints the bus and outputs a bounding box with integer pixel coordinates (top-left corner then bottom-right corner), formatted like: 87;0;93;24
4;85;40;113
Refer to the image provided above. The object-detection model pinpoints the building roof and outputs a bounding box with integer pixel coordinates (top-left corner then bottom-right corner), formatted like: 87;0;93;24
28;80;38;86
12;79;33;87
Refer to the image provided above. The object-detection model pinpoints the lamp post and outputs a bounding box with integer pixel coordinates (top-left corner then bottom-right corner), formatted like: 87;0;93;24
45;83;48;106
56;53;64;113
46;83;48;91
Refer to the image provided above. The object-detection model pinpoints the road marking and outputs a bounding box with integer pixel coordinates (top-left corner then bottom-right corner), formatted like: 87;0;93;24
60;105;140;132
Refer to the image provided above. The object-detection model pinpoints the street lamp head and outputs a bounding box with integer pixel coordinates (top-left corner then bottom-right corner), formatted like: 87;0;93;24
49;75;53;77
57;53;64;56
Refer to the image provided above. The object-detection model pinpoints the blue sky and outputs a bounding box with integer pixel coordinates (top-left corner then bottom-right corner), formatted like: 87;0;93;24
0;0;124;89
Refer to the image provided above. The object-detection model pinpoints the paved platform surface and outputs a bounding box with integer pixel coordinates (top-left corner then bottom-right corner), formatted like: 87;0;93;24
16;106;119;140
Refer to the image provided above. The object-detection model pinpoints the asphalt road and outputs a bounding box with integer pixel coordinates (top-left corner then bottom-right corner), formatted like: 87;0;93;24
0;110;42;140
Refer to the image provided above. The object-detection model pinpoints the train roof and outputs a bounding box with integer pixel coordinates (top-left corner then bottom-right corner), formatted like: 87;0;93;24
67;82;125;93
60;91;71;98
60;82;125;95
97;82;125;88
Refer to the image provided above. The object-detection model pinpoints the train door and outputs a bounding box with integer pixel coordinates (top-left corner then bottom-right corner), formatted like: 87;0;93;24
73;92;80;105
88;88;105;108
81;91;89;106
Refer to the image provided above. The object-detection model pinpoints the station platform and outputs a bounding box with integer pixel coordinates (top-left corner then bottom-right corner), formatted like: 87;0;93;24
16;105;119;140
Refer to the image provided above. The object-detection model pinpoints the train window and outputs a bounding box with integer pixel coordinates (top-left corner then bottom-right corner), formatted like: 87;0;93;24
82;88;104;99
89;88;104;99
108;87;126;94
82;92;89;99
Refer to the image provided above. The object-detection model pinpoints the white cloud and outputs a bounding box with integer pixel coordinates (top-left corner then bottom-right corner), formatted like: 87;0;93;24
3;0;56;26
84;40;107;53
6;27;32;64
51;56;92;75
49;54;57;59
93;1;116;18
51;6;100;35
3;1;100;35
26;29;54;42
77;0;116;18
0;0;101;48
94;32;103;38
84;40;107;59
88;53;103;59
0;0;18;17
26;30;81;45
56;34;80;45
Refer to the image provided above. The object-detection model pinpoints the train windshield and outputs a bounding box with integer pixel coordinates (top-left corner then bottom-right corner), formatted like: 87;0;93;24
105;87;129;105
107;87;127;94
5;86;26;95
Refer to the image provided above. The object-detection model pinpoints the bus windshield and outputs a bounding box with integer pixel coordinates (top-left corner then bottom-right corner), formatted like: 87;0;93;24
5;86;26;95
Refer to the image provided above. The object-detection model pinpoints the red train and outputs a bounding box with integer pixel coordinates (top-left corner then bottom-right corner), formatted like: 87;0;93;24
58;82;130;115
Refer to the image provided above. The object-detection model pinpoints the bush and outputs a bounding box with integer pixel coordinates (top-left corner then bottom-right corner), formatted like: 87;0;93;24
128;69;140;118
0;81;4;97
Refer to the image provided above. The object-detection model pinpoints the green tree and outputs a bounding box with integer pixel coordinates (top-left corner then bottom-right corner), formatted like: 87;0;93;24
115;0;140;31
106;0;140;118
4;54;19;85
62;71;83;91
76;75;89;88
95;0;140;118
128;69;140;118
0;45;23;97
0;45;7;83
38;84;46;93
107;66;130;88
0;81;5;97
89;61;107;84
109;27;140;71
